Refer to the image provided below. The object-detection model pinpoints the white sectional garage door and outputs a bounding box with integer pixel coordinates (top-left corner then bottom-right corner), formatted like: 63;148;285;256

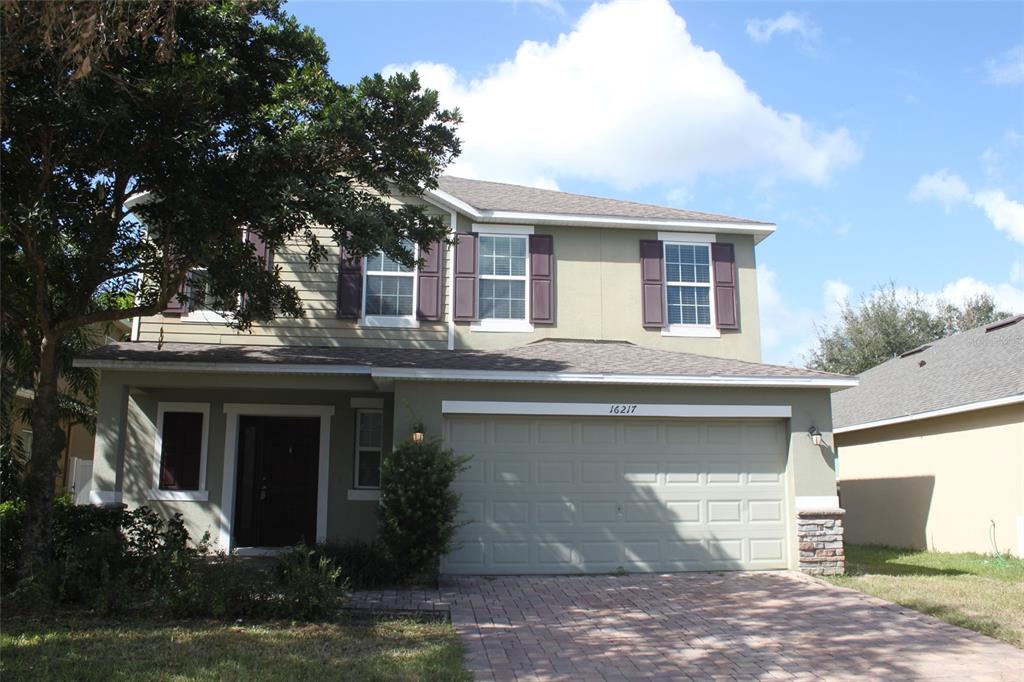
443;415;790;574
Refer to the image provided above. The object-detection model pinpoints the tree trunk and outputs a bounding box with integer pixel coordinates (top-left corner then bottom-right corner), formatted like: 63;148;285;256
17;332;66;580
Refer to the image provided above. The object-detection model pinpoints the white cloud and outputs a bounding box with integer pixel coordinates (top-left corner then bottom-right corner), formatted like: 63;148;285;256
746;12;820;45
909;170;970;212
986;44;1024;86
665;187;694;207
932;277;1024;314
388;0;859;190
972;190;1024;244
911;170;1024;245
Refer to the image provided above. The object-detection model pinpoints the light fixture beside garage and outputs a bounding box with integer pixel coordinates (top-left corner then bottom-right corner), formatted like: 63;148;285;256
808;426;824;447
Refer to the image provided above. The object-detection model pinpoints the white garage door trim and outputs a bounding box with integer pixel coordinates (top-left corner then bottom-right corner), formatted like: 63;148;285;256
442;400;792;419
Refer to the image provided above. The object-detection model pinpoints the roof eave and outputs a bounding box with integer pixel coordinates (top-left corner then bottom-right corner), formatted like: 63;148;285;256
834;394;1024;434
424;188;777;244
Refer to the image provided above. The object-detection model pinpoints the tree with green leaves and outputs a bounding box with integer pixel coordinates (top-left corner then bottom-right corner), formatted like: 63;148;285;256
1;0;460;577
807;285;1013;375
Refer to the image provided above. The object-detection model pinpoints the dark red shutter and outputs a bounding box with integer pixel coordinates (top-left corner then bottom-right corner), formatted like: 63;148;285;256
712;242;739;330
159;411;203;490
453;233;478;321
246;228;272;270
529;234;554;323
337;245;363;319
162;279;187;314
417;240;444;321
639;240;664;328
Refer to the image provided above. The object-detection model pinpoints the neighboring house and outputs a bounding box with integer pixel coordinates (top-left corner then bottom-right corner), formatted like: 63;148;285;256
833;316;1024;557
76;176;855;575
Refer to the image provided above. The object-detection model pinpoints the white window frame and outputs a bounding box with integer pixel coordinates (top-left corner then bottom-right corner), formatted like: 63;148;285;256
360;245;420;329
471;227;534;333
181;229;266;325
148;402;210;502
662;239;720;338
353;408;384;491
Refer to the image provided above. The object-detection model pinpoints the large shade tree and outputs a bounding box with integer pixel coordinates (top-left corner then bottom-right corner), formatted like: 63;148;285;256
1;0;460;576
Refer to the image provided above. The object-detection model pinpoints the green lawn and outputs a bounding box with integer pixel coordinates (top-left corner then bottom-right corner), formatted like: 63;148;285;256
829;544;1024;648
1;612;470;681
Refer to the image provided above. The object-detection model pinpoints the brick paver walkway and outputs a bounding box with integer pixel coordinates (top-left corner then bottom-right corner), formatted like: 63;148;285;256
348;571;1024;681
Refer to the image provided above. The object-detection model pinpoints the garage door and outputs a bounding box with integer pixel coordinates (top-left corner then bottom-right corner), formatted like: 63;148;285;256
443;415;790;574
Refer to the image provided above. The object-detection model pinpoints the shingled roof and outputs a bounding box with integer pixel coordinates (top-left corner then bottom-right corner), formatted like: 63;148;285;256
436;176;771;226
832;316;1024;431
77;338;852;386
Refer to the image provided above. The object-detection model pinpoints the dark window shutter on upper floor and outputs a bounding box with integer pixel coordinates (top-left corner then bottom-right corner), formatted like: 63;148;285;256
453;233;478;321
246;228;273;271
712;242;739;330
639;239;664;328
417;240;444;321
529;234;554;324
337;245;363;319
162;279;187;314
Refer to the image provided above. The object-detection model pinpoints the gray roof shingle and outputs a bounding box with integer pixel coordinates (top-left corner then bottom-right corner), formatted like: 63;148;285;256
78;338;848;383
832;316;1024;429
436;176;771;226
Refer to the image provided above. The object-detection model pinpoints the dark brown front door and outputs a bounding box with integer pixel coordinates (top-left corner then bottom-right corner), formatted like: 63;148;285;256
234;416;319;547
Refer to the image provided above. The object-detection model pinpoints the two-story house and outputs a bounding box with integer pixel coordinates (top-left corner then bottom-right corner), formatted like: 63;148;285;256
77;176;854;575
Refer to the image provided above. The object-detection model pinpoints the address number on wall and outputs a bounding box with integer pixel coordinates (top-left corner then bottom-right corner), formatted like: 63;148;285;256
608;404;639;415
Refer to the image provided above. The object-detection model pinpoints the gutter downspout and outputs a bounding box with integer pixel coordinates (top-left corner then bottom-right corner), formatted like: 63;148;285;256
446;209;457;351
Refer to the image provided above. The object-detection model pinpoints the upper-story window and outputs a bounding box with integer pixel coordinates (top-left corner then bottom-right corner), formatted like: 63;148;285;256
479;235;529;321
362;243;418;327
664;243;714;328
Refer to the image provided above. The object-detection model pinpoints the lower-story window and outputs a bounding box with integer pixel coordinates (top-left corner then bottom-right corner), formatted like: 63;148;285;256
155;403;209;493
355;409;383;488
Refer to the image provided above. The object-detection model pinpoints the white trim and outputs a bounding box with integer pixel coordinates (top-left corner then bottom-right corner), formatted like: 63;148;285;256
447;210;457;351
470;319;535;333
89;490;123;506
471;223;534;235
795;495;841;511
424;188;776;243
661;327;721;338
75;357;856;388
348;489;381;501
219;403;334;553
222;403;335;417
181;309;229;324
350;397;384;409
152;402;210;498
360;315;420;329
658;231;716;243
353;408;383;490
834;394;1024;434
147;489;210;502
441;400;792;419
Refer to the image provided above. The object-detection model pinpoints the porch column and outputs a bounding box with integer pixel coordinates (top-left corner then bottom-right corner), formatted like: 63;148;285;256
88;373;130;506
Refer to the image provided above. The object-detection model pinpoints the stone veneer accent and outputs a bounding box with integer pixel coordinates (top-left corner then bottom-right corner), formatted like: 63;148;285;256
797;508;846;575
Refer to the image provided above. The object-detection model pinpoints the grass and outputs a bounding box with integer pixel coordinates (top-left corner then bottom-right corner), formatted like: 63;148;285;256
0;611;470;681
828;544;1024;648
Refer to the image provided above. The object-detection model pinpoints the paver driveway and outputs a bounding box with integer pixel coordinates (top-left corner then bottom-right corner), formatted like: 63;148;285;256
349;571;1024;681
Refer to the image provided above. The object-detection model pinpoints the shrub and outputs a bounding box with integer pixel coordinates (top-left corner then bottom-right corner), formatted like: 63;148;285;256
273;545;347;620
378;438;470;582
316;540;395;588
0;497;25;591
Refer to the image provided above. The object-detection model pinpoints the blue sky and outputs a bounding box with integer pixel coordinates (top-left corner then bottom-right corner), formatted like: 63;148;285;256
288;0;1024;365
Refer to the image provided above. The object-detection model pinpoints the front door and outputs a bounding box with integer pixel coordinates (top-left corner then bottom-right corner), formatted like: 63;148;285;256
234;416;320;547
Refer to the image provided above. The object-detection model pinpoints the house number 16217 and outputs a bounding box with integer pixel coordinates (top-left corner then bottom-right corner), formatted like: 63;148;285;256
608;404;638;414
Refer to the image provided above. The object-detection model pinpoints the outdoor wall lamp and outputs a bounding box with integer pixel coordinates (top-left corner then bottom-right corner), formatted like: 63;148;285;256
808;426;823;447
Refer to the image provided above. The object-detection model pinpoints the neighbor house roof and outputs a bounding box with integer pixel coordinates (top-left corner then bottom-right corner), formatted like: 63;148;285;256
430;176;776;242
832;316;1024;433
76;338;854;388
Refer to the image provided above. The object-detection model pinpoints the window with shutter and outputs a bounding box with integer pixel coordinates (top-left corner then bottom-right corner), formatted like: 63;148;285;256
361;242;419;327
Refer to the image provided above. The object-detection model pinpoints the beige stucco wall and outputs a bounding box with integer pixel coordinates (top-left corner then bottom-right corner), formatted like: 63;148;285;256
836;404;1024;556
92;370;836;559
450;215;762;361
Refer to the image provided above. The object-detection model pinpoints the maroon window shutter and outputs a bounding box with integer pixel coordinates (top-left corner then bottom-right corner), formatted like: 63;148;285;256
712;242;739;330
159;411;203;490
336;245;364;319
529;234;554;323
639;240;664;328
417;240;444;321
162;279;187;314
452;233;478;321
246;228;272;271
